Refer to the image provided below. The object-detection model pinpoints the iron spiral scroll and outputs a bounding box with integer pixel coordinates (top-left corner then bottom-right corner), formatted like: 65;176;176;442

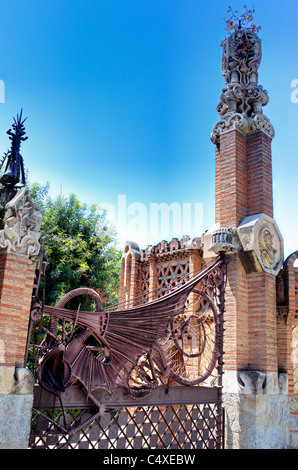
28;254;226;439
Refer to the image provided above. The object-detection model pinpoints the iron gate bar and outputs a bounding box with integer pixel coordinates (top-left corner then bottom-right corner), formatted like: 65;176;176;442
33;384;222;409
31;384;223;449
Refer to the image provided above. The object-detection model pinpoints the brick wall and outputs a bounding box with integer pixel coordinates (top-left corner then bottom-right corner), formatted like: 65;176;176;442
119;237;204;307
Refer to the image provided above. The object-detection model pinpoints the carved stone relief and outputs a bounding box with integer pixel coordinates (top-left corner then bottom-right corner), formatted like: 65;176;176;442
0;186;42;261
237;213;283;275
221;29;262;87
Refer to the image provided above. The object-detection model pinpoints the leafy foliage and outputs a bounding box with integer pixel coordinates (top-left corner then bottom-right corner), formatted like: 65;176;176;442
30;182;122;310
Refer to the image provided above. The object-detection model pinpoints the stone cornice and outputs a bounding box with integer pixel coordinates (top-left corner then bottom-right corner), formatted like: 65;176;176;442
211;111;275;144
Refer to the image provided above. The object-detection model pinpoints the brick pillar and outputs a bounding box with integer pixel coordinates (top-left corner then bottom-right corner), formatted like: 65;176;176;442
0;253;36;367
0;187;42;448
213;127;287;449
148;254;157;302
246;132;273;218
119;241;141;308
214;128;278;374
215;130;247;227
209;27;288;448
215;130;273;228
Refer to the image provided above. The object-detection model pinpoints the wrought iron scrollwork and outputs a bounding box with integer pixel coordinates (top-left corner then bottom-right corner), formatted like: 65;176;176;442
28;253;226;439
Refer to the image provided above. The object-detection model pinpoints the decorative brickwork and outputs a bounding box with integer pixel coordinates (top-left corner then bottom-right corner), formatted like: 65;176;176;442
119;236;203;307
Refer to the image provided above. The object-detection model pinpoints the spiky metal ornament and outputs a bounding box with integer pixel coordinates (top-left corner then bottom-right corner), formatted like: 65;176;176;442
222;5;261;38
0;110;27;188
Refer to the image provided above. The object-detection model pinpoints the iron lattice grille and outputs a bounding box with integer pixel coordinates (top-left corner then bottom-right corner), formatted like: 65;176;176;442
156;259;190;297
30;385;222;450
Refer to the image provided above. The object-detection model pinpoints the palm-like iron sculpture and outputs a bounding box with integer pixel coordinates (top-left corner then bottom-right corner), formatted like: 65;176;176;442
0;110;27;188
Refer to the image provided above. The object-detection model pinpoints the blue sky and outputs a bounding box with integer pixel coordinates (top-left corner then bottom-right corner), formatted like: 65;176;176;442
0;0;297;256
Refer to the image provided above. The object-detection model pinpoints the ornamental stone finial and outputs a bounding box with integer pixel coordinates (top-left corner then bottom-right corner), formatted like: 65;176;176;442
211;24;274;144
0;186;42;262
222;28;262;87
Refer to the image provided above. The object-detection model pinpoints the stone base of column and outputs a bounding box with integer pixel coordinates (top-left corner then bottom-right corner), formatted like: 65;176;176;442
0;366;34;448
290;397;298;448
223;370;289;449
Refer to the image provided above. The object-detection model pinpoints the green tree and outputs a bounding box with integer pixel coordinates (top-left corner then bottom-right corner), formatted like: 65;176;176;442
30;182;121;310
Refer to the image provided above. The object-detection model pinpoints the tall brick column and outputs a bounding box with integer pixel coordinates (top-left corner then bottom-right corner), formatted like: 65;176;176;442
0;187;42;448
205;28;288;448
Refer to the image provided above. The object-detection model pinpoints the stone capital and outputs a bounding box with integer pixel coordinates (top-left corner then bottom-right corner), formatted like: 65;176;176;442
203;224;240;259
211;111;274;144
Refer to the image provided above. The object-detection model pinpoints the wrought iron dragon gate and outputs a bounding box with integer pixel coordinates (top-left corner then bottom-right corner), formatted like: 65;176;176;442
27;253;226;449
